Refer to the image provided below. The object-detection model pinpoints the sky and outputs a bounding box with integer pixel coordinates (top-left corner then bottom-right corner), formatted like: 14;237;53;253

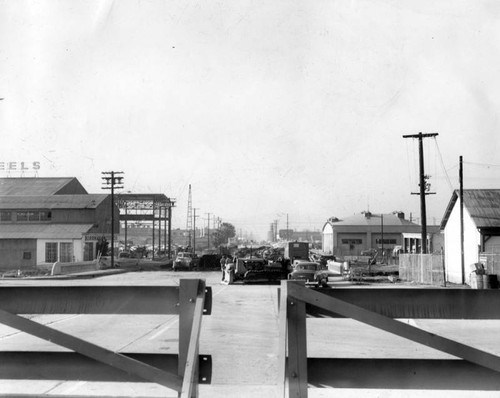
1;0;500;240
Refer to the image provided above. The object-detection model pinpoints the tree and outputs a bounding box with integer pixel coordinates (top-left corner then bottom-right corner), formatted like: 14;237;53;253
212;222;236;247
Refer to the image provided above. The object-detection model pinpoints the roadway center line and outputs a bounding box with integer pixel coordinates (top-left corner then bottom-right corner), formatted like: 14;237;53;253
212;284;228;297
0;314;83;341
148;316;179;340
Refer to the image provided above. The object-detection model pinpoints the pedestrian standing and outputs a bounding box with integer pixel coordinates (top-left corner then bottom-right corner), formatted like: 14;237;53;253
220;256;226;281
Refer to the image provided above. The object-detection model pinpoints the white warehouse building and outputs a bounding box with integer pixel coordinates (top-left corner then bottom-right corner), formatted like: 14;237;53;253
440;189;500;284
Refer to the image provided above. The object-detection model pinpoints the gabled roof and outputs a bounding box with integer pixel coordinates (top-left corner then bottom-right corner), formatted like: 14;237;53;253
0;195;108;210
440;189;500;230
0;224;94;239
326;212;418;227
0;178;87;196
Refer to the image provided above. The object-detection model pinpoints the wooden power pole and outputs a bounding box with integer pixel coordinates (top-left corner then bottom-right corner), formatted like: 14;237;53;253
402;132;438;254
101;171;124;268
459;156;465;284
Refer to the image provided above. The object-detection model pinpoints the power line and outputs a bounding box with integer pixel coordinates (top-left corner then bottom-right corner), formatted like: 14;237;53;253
434;137;454;193
463;161;500;168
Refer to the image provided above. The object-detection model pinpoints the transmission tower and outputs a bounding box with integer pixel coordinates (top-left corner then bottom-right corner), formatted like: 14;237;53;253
185;184;193;248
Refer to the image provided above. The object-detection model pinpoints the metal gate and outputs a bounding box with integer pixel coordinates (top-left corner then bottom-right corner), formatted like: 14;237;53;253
278;280;500;397
0;279;212;398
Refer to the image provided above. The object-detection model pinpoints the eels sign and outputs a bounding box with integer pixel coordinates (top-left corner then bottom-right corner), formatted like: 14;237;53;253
0;161;41;171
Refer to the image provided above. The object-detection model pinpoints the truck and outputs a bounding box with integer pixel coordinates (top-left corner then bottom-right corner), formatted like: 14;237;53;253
284;241;310;264
233;257;289;283
173;251;199;271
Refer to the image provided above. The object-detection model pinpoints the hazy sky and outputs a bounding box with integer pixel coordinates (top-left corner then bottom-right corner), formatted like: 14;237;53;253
1;0;500;240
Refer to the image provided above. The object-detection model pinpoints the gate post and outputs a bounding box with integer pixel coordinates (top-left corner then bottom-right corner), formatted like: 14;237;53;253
286;281;308;398
178;279;204;398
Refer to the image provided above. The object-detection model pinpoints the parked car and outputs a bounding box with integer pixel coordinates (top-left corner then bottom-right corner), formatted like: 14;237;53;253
361;248;378;257
309;253;336;268
173;252;198;271
288;261;329;287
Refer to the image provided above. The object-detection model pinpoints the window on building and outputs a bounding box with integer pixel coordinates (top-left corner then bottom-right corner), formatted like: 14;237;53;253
39;211;52;221
341;239;362;245
23;252;32;260
16;211;28;221
45;243;58;263
60;243;73;263
15;210;52;222
0;211;11;222
84;242;94;261
375;238;397;245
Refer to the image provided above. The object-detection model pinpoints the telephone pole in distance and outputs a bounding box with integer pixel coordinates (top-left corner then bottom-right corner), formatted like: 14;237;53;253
101;171;124;268
402;132;438;254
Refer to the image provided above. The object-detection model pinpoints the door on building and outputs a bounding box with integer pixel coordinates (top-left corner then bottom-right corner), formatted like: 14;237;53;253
84;242;95;261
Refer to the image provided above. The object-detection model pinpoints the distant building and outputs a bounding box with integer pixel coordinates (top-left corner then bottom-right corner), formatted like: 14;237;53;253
322;211;422;256
440;189;500;284
0;178;118;271
278;229;321;243
0;177;88;195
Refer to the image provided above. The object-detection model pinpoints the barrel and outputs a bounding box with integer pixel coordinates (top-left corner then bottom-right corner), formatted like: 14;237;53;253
474;274;484;289
483;274;491;289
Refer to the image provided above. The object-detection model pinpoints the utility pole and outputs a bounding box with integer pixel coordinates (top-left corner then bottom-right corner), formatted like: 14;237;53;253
402;132;438;253
460;156;465;284
286;213;289;240
101;171;124;268
381;214;384;262
185;184;192;249
168;205;173;259
206;213;211;250
193;208;199;255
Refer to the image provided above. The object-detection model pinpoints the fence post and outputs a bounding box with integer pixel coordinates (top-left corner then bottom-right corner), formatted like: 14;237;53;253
178;279;204;398
277;284;287;398
287;281;308;398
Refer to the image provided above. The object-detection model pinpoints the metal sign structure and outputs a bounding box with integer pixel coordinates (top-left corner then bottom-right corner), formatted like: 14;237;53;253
278;281;500;397
0;279;212;398
117;193;175;258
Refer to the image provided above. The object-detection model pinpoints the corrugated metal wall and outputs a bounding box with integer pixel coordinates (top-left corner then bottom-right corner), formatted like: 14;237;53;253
0;239;36;271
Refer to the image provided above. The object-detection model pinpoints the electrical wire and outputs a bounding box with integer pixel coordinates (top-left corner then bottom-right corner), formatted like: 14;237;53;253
463;161;500;168
434;137;454;193
405;139;416;190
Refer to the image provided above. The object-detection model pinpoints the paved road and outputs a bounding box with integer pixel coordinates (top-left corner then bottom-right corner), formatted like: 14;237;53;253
0;271;499;397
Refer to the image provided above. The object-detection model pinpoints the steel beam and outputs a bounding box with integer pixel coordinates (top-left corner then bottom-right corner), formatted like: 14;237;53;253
287;293;308;398
0;286;213;315
305;288;500;319
287;283;500;374
307;358;500;390
181;285;207;398
0;308;182;389
0;352;211;384
0;286;180;314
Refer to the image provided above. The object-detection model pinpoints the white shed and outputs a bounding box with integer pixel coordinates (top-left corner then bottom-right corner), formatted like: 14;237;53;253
440;189;500;284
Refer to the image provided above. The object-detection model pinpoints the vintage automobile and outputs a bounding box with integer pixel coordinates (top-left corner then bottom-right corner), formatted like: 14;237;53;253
361;248;378;257
173;252;198;271
288;261;329;287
